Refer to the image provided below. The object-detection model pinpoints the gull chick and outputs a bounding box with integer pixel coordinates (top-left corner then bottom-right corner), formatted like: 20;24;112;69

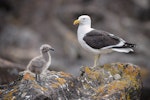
73;15;135;67
25;44;54;75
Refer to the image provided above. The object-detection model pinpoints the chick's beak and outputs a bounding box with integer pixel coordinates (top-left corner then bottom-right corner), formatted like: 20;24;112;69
50;48;54;51
73;19;80;25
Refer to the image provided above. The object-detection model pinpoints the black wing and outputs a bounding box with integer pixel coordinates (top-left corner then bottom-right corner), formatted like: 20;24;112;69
83;30;120;49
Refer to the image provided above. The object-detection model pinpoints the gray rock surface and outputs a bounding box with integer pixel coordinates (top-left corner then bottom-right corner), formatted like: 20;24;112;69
0;63;142;100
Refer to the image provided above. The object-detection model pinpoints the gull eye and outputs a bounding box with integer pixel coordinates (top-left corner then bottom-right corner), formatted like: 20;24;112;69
83;18;85;20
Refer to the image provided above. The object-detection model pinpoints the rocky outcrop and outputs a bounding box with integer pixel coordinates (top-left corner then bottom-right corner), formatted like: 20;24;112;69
0;63;142;100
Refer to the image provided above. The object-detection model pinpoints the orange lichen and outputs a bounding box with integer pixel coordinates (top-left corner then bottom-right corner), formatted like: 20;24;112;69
117;63;124;73
103;63;124;75
123;65;141;89
88;63;141;99
96;85;105;93
51;83;60;88
84;67;100;80
125;75;139;90
33;83;48;91
3;89;17;100
103;64;111;68
96;80;128;94
116;63;124;69
124;66;136;76
1;63;141;100
59;72;71;78
101;64;141;91
107;81;128;93
84;67;91;74
23;75;48;92
51;78;66;88
23;73;35;81
56;78;66;85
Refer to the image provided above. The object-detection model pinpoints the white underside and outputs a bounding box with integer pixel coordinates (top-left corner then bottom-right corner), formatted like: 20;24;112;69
77;25;133;54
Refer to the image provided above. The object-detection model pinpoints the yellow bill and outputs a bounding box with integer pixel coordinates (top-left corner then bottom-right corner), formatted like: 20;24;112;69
73;19;80;25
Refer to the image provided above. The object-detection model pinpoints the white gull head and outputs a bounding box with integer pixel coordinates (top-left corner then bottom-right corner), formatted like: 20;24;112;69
74;15;91;27
77;15;91;26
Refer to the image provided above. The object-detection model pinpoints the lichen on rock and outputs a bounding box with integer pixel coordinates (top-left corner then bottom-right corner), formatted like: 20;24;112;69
0;63;142;100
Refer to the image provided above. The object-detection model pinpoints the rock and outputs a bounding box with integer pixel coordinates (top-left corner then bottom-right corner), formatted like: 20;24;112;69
114;74;121;80
79;63;142;100
0;63;142;100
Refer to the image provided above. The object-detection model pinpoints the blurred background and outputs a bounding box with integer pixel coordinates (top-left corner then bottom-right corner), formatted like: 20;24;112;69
0;0;149;99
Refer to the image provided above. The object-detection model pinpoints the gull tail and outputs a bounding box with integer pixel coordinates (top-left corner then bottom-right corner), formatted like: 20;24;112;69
112;48;134;53
122;43;135;48
112;42;135;53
